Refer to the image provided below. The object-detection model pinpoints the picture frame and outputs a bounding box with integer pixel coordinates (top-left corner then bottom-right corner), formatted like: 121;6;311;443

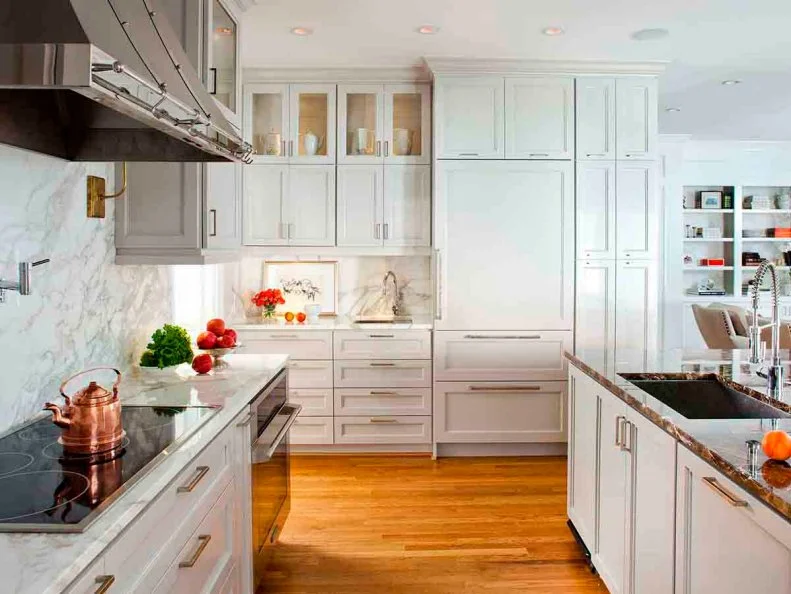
700;191;723;209
263;260;338;316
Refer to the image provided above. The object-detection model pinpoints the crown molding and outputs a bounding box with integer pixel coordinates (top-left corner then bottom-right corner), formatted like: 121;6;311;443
243;66;431;84
423;57;668;77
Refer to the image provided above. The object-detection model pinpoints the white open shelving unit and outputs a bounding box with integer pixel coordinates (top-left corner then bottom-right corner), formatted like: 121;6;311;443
682;184;791;300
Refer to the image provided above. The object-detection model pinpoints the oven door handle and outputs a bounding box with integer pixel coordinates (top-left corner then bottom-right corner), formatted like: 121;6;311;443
254;404;302;462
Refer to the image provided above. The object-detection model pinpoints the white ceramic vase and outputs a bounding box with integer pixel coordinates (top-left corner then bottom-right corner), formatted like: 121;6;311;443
304;131;319;156
304;303;321;323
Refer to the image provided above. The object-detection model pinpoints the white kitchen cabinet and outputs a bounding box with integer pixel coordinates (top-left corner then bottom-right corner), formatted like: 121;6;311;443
616;161;658;260
576;78;616;160
576;161;616;259
206;162;243;249
335;416;432;444
615;260;658;362
567;366;600;555
288;360;334;389
433;331;571;382
289;388;334;416
334;330;432;360
63;559;109;594
231;408;253;594
244;83;336;164
575;260;616;371
434;381;567;444
676;445;791;594
337;165;430;247
291;416;334;445
434;76;505;159
236;330;333;360
615;77;658;161
504;77;574;159
334;388;432;417
434;160;574;330
334;360;432;388
243;165;335;247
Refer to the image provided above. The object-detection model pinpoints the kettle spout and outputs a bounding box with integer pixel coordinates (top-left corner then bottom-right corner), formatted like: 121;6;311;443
43;403;71;429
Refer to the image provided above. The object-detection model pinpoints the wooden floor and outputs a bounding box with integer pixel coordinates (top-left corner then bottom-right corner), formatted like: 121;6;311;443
260;455;606;593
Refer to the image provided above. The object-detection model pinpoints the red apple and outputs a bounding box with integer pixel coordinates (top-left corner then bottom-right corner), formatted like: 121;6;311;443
196;331;217;350
223;328;237;345
192;354;213;375
206;318;226;336
296;312;306;323
216;334;235;348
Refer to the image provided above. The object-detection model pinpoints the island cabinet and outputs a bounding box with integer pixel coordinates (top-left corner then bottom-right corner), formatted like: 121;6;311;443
567;365;676;594
675;446;791;594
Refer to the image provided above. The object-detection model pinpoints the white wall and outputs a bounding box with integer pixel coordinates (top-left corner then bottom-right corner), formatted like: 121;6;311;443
0;146;172;434
661;138;791;349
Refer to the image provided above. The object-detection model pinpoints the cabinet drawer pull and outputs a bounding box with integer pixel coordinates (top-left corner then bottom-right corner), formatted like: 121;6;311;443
529;153;550;157
209;209;217;237
179;534;212;568
374;223;381;239
94;575;115;594
376;140;382;157
458;153;479;157
368;334;395;338
384;140;390;157
586;153;606;157
177;466;210;493
702;477;749;508
383;222;389;240
463;334;541;340
369;362;396;367
281;140;286;157
615;415;625;446
468;385;541;392
370;390;399;395
620;420;633;452
269;334;299;339
370;418;397;423
289;140;294;157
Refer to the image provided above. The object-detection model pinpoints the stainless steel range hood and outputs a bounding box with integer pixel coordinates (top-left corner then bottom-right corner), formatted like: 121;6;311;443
0;0;253;162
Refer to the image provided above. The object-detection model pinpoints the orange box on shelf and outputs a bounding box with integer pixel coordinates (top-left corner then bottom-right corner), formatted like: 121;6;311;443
770;227;791;238
699;258;726;267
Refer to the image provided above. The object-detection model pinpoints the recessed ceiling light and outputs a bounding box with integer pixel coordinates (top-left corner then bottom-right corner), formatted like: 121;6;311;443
542;26;564;36
631;28;669;41
290;27;313;36
721;79;742;86
665;107;681;113
417;25;439;35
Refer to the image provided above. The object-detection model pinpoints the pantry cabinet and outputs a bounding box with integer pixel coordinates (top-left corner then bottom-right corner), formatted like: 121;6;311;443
575;260;617;370
576;78;615;160
615;260;658;360
576;161;616;259
615;77;658;161
243;165;335;246
504;77;574;159
616;161;658;260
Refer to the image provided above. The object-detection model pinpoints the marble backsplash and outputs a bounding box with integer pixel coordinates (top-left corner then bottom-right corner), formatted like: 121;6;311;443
0;146;172;434
229;255;433;320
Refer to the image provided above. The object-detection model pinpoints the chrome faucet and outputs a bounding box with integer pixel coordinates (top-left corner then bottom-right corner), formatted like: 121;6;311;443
0;259;50;303
382;270;401;316
748;259;785;399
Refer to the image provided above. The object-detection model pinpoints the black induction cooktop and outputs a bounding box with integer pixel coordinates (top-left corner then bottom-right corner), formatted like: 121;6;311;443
0;406;216;533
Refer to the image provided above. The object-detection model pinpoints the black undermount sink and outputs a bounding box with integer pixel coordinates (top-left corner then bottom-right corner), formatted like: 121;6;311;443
620;375;791;420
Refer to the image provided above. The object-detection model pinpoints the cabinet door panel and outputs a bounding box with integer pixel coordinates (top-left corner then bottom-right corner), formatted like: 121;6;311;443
616;77;658;160
288;83;336;164
616;161;658;259
384;83;431;164
576;78;615;160
338;84;384;164
615;261;658;365
577;161;616;259
286;165;335;246
244;83;290;163
575;261;616;372
505;77;574;159
435;77;504;159
243;165;286;245
435;161;574;330
291;416;334;445
384;165;431;247
334;416;432;444
337;165;383;246
206;162;241;250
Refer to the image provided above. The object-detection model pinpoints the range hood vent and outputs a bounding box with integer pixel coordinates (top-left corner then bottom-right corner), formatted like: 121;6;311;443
0;0;252;162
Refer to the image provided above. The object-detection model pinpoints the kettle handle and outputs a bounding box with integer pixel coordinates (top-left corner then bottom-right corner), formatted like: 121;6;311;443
60;367;122;400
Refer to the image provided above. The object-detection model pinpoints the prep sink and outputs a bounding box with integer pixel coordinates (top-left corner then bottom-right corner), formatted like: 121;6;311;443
621;375;791;420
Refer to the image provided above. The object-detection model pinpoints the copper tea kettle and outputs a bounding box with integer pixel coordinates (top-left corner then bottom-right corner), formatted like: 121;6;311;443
44;367;125;455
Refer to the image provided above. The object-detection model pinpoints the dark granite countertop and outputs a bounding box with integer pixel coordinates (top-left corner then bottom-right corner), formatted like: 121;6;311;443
567;349;791;522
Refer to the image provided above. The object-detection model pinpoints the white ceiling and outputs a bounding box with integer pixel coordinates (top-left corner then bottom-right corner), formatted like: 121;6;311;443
241;0;791;140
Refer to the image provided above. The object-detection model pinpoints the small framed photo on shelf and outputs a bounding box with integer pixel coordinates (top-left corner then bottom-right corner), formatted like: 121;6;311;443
700;191;723;209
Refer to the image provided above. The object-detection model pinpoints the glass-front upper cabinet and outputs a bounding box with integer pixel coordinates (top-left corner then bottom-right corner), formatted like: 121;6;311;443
244;84;336;164
207;0;240;124
338;83;430;164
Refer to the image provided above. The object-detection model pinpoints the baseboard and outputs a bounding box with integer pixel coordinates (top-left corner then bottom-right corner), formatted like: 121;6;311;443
434;442;568;458
291;444;433;455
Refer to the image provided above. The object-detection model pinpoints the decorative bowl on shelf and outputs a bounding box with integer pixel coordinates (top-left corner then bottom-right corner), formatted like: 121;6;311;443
197;344;240;369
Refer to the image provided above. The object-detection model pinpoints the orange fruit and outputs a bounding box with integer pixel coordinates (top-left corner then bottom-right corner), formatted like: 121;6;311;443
296;312;306;323
284;311;295;322
762;430;791;461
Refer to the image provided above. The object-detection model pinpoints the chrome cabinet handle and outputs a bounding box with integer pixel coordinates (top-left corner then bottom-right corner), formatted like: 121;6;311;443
370;390;398;395
94;575;115;594
269;334;299;339
209;209;217;237
384;140;389;157
376;140;382;157
463;335;541;340
621;420;633;452
288;223;294;239
469;385;541;392
615;415;625;446
177;466;210;493
458;153;479;157
369;362;396;367
368;334;395;338
383;222;389;240
434;249;442;320
702;477;749;507
370;418;397;423
289;140;294;157
529;153;549;157
586;153;606;157
374;223;381;240
281;140;286;157
236;412;253;427
179;535;212;568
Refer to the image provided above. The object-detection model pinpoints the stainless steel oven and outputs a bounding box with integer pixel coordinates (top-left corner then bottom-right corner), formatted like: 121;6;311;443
248;370;301;589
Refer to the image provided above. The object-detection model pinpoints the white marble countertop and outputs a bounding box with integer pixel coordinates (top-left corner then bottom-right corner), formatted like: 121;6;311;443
0;354;288;594
232;315;433;331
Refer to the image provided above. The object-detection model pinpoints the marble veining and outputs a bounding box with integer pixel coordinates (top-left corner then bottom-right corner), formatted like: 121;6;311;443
0;146;172;435
568;349;791;522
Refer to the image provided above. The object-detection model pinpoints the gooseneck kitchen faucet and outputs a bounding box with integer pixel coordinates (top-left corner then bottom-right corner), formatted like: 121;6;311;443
748;259;785;399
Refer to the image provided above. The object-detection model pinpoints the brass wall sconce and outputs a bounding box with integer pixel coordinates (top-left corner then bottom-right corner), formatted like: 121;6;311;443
87;163;127;219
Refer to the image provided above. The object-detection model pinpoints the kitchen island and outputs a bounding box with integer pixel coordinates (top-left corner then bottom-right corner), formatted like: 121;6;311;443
0;354;287;594
567;349;791;594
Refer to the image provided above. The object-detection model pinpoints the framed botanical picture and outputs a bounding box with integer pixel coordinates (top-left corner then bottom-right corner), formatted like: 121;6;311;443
700;191;722;209
263;261;338;316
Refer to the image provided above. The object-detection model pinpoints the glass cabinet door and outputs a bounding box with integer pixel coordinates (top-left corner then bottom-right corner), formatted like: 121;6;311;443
208;0;238;117
289;84;336;164
338;85;384;164
246;84;289;162
384;84;431;164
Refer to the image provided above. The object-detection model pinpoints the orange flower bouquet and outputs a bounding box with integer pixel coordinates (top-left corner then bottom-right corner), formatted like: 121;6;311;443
252;288;286;319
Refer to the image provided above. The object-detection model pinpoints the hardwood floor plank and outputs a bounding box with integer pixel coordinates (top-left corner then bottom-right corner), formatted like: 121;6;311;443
260;455;606;593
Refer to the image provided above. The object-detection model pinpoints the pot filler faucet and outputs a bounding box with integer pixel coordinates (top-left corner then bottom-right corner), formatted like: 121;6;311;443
748;259;785;399
382;271;401;317
0;259;50;303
